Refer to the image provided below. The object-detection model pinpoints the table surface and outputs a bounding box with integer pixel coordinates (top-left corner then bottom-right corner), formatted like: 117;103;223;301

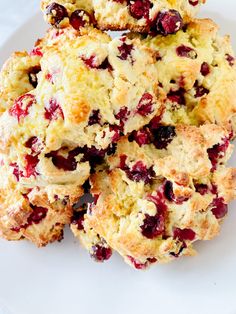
0;0;39;47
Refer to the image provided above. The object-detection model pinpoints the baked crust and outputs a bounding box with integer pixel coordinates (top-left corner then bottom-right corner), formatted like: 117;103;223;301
71;124;236;268
41;0;205;32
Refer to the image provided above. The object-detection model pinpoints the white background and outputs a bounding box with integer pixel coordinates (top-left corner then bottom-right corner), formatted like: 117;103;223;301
0;1;236;314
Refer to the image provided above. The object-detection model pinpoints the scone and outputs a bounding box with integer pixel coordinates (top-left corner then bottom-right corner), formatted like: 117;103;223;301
130;18;236;137
71;123;236;268
0;26;164;246
41;0;205;33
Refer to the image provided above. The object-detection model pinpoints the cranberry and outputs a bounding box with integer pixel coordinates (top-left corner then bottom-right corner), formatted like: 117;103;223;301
152;126;176;149
207;137;229;171
136;93;153;116
194;183;209;195
167;88;186;105
24;154;39;178
120;159;155;184
119;154;128;169
129;129;150;146
46;149;78;171
164;180;189;204
129;0;150;20
118;40;133;61
45;98;64;121
110;125;121;142
115;107;130;125
194;81;209;98
127;256;148;270
148;115;162;130
25;137;42;154
28;66;41;88
176;45;197;59
155;10;183;35
27;205;48;225
141;213;165;239
9;94;35;122
70;10;91;30
10;163;23;181
200;62;210;76
129;161;155;184
211;197;228;219
225;54;235;66
71;210;86;230
91;244;112;262
30;47;43;57
173;228;196;241
189;0;199;5
147;191;167;217
45;2;68;26
88;110;101;126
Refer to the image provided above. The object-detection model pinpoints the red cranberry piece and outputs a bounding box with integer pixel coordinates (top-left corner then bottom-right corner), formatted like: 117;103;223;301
70;10;91;30
91;244;112;262
71;210;86;230
147;191;167;217
115;106;130;125
167;88;186;105
30;47;43;57
129;0;150;20
127;256;148;270
141;213;165;239
119;154;128;169
46;149;78;171
176;45;197;59
211;197;228;219
136;93;153;116
164;180;189;204
194;81;209;98
173;228;196;241
207;137;229;171
10;163;23;181
225;54;235;67
45;2;68;26
45;98;64;121
153;126;176;149
88;110;101;126
148;115;162;130
194;183;209;195
25;137;42;154
200;62;210;76
27;205;48;225
81;55;97;69
9;94;35;122
110;125;122;142
129;129;150;146
127;161;155;184
24;154;39;178
155;10;183;35
118;40;133;61
28;66;41;88
189;0;199;5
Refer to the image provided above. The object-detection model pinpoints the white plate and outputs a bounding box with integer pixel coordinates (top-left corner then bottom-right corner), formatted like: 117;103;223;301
0;3;236;314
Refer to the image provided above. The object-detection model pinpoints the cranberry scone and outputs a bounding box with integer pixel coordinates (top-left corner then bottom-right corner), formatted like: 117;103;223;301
41;0;205;33
71;124;236;269
130;18;236;137
0;26;164;246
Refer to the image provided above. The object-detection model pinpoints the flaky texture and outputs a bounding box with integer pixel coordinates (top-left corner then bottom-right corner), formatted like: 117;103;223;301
71;124;236;269
41;0;205;33
0;26;164;246
130;18;236;137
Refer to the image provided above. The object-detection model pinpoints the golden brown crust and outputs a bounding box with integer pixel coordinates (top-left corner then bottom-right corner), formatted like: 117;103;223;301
72;124;236;268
